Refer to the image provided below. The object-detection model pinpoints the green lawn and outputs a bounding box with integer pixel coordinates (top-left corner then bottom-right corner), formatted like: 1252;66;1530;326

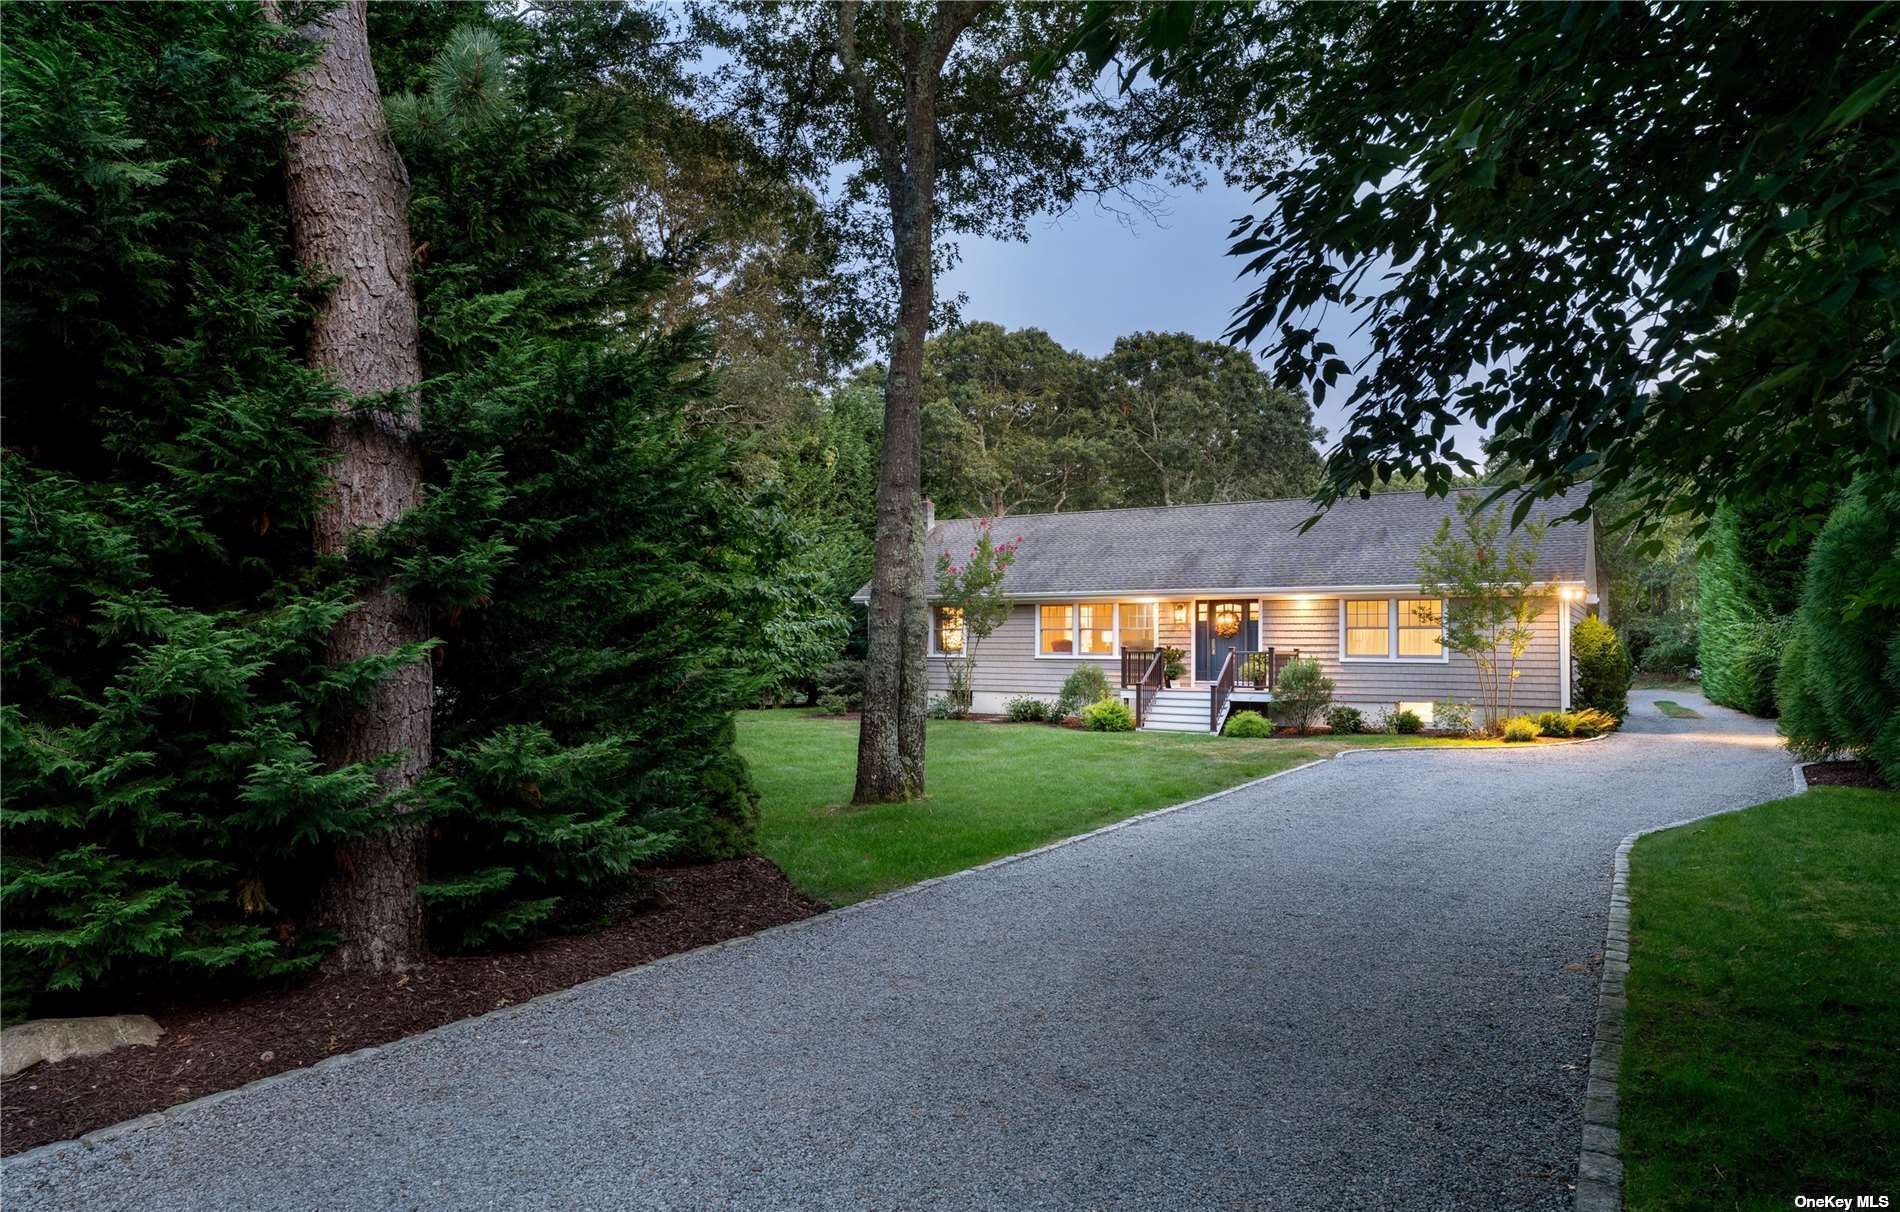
1651;699;1702;719
737;709;1458;905
1622;787;1900;1209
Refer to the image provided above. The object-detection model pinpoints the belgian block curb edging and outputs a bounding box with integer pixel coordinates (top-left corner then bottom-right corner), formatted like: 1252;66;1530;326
1572;761;1813;1211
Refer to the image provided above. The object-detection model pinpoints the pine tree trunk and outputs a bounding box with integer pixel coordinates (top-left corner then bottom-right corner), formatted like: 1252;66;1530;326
270;0;430;971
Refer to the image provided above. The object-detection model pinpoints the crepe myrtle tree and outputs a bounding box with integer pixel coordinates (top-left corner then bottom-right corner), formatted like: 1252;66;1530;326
704;1;1197;803
1416;496;1548;732
934;523;1021;717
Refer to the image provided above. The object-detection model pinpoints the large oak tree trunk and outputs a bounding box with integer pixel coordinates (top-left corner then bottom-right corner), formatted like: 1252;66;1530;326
840;1;986;804
271;0;431;971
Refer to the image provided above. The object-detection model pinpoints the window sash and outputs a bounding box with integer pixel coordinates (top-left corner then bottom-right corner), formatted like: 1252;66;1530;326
1345;599;1390;657
1039;604;1075;654
1397;598;1443;657
934;606;965;655
1119;602;1156;651
1078;603;1115;655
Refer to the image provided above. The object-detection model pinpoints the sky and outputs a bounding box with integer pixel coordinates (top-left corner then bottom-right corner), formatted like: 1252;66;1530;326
936;177;1492;460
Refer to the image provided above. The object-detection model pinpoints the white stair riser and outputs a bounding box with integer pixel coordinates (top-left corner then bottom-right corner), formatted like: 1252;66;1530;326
1125;689;1226;731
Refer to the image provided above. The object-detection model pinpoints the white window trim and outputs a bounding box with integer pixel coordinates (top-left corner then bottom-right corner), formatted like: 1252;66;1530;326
1118;601;1159;655
1336;597;1450;663
1031;600;1131;660
928;604;966;658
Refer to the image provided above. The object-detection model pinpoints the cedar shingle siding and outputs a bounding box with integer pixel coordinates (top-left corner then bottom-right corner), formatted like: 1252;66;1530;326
927;596;1568;714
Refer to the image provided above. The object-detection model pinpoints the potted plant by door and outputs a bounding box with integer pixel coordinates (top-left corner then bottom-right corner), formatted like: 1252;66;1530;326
1162;646;1188;687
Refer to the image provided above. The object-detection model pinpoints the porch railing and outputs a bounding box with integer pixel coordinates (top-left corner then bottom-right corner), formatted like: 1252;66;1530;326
1212;647;1300;732
1237;646;1300;691
1210;649;1239;733
1133;649;1166;729
1120;648;1162;688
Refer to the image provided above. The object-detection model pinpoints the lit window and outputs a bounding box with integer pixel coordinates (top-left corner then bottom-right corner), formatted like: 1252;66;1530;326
934;606;965;655
1039;604;1074;654
1398;598;1443;657
1119;602;1156;651
1345;599;1389;657
1079;603;1115;655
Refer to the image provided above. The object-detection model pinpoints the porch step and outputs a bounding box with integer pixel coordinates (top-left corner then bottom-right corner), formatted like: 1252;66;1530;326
1139;715;1212;733
1132;688;1215;733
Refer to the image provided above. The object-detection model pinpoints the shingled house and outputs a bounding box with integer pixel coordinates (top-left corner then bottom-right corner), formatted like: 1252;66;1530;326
856;489;1602;733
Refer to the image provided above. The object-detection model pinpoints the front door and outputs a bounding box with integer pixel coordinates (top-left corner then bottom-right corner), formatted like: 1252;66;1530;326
1195;600;1257;682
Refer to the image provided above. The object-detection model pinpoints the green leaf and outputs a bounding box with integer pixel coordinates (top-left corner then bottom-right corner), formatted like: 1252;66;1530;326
1816;65;1900;136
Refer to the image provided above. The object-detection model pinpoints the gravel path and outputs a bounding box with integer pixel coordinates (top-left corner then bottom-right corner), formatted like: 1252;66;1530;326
3;690;1790;1211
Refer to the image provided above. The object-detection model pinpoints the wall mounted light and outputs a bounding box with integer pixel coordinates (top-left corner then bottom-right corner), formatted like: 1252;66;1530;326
1171;603;1188;625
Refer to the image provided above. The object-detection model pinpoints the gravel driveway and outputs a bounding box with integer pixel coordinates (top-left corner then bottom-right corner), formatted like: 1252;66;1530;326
4;690;1792;1212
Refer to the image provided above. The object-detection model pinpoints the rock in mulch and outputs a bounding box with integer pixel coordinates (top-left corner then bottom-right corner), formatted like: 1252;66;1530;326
0;856;822;1157
0;1017;164;1079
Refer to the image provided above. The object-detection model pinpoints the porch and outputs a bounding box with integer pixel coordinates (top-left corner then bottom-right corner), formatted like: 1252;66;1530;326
1118;633;1300;734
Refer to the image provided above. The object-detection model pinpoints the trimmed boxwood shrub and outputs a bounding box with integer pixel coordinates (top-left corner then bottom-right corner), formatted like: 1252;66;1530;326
1503;716;1541;742
1393;708;1424;734
1080;697;1135;732
1325;706;1364;735
1572;616;1630;720
1055;666;1112;718
1224;710;1272;738
1776;472;1900;781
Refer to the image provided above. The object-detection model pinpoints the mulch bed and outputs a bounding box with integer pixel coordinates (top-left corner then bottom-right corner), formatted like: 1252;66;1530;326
0;856;823;1157
1802;760;1892;790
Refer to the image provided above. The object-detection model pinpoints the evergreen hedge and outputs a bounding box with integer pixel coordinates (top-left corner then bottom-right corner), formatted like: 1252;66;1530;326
1696;502;1811;716
1776;473;1900;782
1;6;842;1006
2;3;362;1005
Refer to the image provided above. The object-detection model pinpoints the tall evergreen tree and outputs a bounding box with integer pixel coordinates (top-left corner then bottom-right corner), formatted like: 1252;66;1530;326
2;1;389;1001
267;0;433;972
1;1;842;1006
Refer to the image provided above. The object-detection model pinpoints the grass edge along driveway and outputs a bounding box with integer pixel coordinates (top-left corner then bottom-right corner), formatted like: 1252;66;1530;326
1622;785;1900;1210
737;708;1466;906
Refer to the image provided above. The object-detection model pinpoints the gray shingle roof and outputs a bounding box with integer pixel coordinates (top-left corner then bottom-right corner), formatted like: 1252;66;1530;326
856;487;1592;600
